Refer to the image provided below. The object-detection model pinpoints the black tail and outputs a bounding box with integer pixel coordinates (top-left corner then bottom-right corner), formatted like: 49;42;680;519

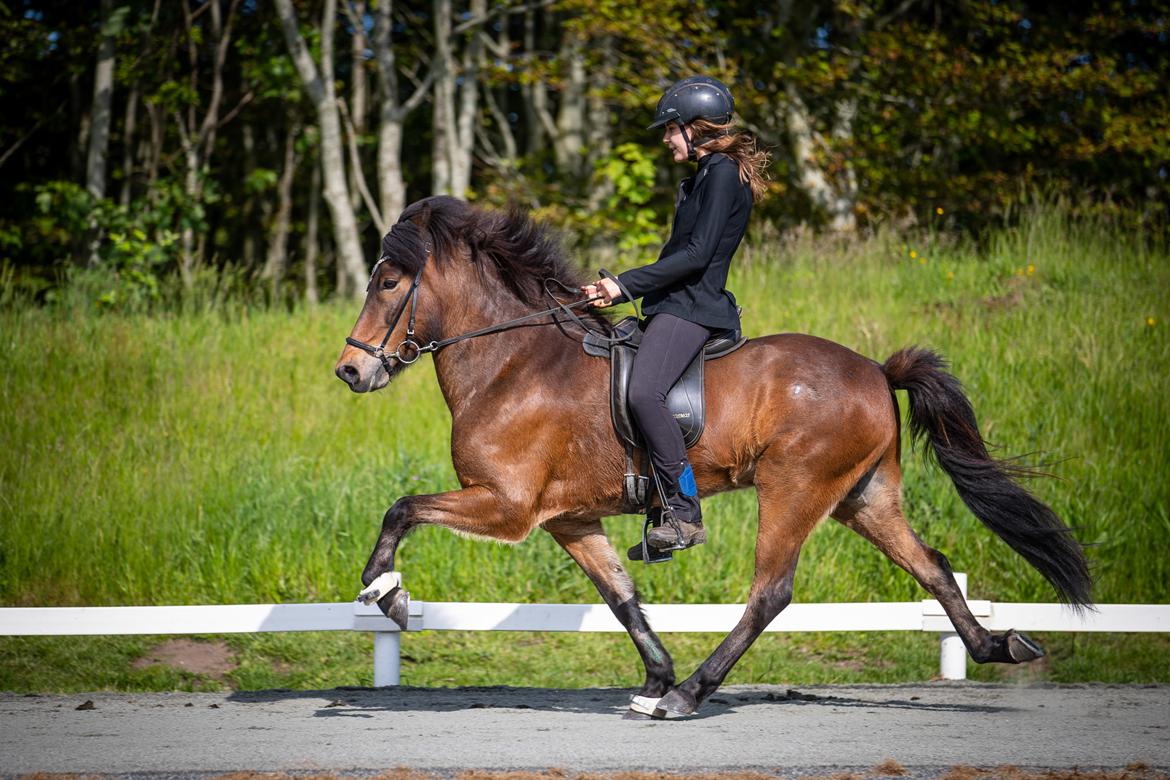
882;347;1093;610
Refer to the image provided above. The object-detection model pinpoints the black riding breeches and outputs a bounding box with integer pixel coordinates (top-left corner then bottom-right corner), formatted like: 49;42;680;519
627;313;712;500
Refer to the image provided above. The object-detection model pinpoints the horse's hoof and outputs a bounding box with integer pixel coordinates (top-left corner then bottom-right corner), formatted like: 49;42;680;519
357;571;402;606
376;587;410;630
628;694;662;717
656;688;698;717
1005;629;1046;663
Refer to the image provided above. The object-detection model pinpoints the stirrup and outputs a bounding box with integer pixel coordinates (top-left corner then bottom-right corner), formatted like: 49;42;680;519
628;507;679;564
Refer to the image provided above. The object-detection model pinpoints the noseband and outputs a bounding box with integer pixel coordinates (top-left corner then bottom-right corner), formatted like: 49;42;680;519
345;249;630;376
344;253;431;377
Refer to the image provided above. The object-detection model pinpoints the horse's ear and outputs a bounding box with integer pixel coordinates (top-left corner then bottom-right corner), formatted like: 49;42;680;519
406;201;432;230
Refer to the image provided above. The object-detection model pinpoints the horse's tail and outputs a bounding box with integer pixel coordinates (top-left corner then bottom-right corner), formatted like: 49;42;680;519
881;347;1093;610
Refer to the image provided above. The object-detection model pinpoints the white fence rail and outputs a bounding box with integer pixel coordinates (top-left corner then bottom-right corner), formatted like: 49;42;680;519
3;574;1168;686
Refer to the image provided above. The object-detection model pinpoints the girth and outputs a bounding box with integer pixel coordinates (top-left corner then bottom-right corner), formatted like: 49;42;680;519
583;315;747;512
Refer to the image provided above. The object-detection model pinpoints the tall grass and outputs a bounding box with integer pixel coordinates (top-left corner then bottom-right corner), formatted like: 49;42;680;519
1;205;1167;689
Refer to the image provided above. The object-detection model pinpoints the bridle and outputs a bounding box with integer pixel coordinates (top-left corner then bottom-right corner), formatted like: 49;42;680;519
344;247;633;377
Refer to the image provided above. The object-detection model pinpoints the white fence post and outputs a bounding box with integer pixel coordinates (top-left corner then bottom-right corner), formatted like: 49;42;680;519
938;572;968;680
373;631;401;686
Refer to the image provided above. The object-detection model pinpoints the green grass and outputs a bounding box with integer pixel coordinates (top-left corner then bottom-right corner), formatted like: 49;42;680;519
1;205;1168;691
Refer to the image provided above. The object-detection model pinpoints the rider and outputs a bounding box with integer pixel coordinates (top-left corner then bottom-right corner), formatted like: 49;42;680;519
583;75;769;555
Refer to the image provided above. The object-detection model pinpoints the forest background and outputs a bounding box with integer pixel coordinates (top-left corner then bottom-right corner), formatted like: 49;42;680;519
1;0;1168;692
2;0;1167;305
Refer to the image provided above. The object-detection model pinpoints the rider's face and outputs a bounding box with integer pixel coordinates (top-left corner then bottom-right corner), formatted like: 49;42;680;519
663;123;690;162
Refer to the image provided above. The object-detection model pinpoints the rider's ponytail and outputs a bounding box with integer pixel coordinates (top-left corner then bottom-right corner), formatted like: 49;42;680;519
688;118;771;204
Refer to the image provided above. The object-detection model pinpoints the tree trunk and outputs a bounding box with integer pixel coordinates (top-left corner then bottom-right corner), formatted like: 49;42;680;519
449;0;484;197
521;7;544;155
305;158;321;305
554;31;586;178
86;0;116;201
431;0;455;195
119;85;138;207
348;0;369;214
373;0;433;227
241;122;257;268
261;119;301;296
145;101;162;192
784;85;856;233
274;0;369;297
174;0;242;289
585;36;614;210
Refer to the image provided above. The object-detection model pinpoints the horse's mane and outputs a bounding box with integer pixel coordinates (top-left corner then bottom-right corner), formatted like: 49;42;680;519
379;196;612;330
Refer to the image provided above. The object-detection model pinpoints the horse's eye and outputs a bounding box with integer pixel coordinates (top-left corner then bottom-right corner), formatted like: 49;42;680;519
381;277;399;291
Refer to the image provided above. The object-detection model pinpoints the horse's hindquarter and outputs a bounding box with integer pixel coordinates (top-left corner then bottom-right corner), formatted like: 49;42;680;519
695;333;897;493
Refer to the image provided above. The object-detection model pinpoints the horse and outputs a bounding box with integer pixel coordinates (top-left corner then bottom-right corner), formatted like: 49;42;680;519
334;196;1092;718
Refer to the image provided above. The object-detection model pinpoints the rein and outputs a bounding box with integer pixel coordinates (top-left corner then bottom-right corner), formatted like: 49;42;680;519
344;252;625;375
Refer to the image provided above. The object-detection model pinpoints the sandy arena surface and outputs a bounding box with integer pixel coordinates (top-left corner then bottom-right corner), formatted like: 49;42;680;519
1;683;1168;776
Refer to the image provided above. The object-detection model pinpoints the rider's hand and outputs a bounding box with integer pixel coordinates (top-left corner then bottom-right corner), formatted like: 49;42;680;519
582;277;622;307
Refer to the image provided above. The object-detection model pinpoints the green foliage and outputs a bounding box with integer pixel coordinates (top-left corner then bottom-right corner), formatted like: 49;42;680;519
24;178;203;311
586;143;662;251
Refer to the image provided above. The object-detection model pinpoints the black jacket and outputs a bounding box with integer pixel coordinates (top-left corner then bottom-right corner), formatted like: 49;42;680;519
617;152;752;332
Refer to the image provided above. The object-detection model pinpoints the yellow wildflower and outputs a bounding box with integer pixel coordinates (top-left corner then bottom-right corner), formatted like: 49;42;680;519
1027;264;1035;275
946;271;955;281
1149;317;1157;327
936;207;944;215
909;250;918;259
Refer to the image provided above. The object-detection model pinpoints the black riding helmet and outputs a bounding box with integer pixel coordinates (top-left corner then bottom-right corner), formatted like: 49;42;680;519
648;76;735;161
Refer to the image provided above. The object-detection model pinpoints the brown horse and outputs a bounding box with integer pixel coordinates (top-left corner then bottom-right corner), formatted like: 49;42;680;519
335;196;1092;717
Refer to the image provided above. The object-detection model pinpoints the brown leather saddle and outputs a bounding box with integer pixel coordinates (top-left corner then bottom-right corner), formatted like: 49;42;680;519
583;315;747;512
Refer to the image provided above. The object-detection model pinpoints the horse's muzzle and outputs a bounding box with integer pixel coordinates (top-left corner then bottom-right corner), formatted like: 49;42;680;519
335;352;390;393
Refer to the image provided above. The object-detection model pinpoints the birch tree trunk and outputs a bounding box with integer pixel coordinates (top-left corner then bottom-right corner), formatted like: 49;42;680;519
174;0;244;289
86;0;117;201
554;31;586;178
449;0;484;198
347;1;369;215
372;0;433;227
431;0;455;195
261;119;301;296
118;86;138;207
585;36;614;210
304;159;321;305
521;7;545;155
784;85;857;233
274;0;369;297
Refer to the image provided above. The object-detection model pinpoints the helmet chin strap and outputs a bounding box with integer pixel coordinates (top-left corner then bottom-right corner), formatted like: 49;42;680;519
676;121;698;162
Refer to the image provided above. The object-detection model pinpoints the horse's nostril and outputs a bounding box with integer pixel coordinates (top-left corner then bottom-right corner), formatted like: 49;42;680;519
336;363;360;384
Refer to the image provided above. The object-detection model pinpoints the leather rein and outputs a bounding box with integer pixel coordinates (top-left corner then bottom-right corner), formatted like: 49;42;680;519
344;250;632;376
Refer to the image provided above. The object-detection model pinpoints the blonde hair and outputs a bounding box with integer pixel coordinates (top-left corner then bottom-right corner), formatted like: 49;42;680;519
688;118;771;204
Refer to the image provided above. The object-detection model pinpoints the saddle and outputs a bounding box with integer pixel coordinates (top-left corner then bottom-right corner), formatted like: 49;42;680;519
583;315;746;512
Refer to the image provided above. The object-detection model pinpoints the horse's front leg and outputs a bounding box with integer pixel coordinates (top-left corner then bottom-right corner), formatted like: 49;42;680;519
358;485;525;627
545;518;675;715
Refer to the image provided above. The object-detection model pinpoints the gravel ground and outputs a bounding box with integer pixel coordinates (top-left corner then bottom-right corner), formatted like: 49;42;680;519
1;683;1168;776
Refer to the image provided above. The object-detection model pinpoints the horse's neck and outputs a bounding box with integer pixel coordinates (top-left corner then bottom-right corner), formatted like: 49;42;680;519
429;297;592;417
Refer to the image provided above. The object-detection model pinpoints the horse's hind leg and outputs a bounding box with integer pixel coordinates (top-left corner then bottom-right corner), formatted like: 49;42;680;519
545;518;676;706
833;456;1045;665
655;461;824;717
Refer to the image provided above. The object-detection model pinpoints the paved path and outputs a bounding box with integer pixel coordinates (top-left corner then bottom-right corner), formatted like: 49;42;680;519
2;684;1168;775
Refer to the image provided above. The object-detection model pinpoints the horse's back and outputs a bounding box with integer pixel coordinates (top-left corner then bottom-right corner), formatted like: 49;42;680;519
701;332;896;467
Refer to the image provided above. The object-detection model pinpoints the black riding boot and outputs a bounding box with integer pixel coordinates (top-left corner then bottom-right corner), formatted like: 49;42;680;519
628;462;705;561
646;491;705;549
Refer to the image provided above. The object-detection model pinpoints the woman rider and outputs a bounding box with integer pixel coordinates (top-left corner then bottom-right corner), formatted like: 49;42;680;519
583;76;769;557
